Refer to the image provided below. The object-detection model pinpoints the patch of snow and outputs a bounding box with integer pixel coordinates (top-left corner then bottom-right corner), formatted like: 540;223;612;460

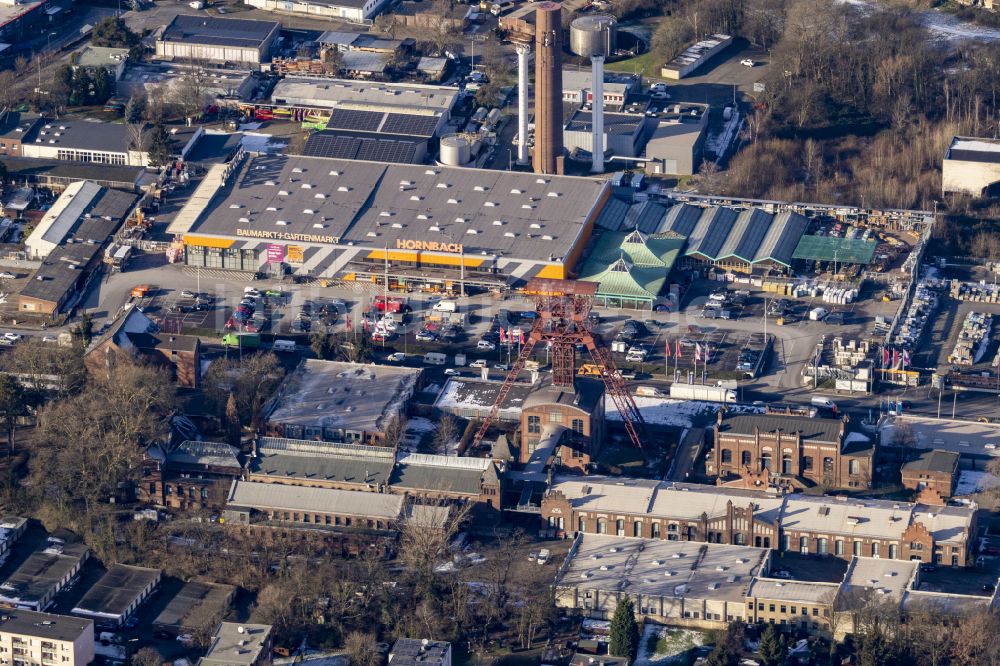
240;132;288;153
635;625;706;666
952;139;1000;153
705;111;742;160
844;431;871;446
956;470;1000;496
405;416;437;433
581;618;610;634
606;396;761;427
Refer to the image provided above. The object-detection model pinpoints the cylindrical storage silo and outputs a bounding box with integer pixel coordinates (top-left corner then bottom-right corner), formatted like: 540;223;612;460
440;135;472;166
569;14;617;57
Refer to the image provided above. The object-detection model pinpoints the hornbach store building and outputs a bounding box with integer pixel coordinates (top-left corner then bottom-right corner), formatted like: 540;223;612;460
166;153;611;292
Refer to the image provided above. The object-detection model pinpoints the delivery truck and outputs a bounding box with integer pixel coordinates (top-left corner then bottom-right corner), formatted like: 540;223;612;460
221;333;261;349
668;383;737;403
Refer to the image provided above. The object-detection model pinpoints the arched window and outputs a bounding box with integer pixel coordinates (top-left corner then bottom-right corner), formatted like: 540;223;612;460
761;453;772;472
742;451;752;466
849;460;860;476
803;456;814;471
823;457;834;473
782;455;792;475
597;518;607;534
721;449;733;464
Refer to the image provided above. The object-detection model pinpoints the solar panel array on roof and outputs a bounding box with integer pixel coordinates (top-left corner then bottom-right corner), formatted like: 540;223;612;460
303;132;420;164
686;206;737;260
720;208;773;263
662;203;702;236
381;113;440;138
326;108;383;132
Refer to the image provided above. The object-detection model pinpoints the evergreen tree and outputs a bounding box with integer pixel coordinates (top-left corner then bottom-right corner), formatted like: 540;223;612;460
93;67;113;105
608;596;640;659
758;624;786;666
225;392;241;448
147;122;172;167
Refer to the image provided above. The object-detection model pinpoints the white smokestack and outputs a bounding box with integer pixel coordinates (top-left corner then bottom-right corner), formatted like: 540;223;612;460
516;44;531;165
591;54;605;173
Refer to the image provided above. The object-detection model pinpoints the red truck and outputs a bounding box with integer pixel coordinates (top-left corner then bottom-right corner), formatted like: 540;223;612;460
373;296;411;313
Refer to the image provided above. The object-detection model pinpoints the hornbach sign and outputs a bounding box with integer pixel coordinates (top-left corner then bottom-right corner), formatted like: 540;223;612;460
396;239;464;253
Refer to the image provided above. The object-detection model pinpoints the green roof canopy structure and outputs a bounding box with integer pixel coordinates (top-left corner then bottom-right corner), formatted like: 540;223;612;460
578;229;684;303
791;235;877;265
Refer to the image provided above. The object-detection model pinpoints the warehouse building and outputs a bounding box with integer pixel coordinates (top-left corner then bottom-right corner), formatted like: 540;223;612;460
264;360;421;444
555;533;768;627
153;582;236;636
0;611;94;666
643;106;709;176
661;34;732;79
679;206;809;275
155;15;280;65
71;564;161;627
791;235;877;270
0;0;49;45
117;64;259;108
248;78;458;131
166;154;611;290
942;136;1000;197
21;118;150;167
563;109;645;159
246;0;391;23
0;540;90;611
4;157;156;192
248;437;397;490
19;182;138;316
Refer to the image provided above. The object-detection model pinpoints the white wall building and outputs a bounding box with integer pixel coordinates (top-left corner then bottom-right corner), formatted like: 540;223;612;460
244;0;390;23
942;136;1000;197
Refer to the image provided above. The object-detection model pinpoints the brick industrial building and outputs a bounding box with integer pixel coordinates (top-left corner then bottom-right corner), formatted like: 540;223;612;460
709;412;874;491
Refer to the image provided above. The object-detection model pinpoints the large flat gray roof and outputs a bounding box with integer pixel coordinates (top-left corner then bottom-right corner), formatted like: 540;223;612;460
182;155;610;265
153;581;235;631
160;14;278;48
0;542;89;607
270;78;458;113
22;119;134;154
0;610;92;643
250;437;395;485
266;359;421;433
227;479;404;519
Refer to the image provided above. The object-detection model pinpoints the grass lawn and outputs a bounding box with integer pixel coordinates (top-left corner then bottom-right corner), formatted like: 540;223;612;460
605;51;661;76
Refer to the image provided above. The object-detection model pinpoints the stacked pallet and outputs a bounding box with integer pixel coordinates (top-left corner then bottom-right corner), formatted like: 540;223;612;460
949;279;1000;303
948;311;992;366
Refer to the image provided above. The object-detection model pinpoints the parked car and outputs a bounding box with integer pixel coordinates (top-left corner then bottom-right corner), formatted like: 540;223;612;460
477;339;496;351
444;368;460;376
264;289;283;297
740;58;755;67
180;290;197;298
0;272;16;279
387;352;407;362
416;330;437;342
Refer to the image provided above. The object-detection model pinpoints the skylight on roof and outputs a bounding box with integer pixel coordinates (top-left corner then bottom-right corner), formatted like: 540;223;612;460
314;193;326;199
329;170;340;176
530;223;542;229
278;190;289;196
338;186;351;192
466;229;478;235
410;195;422;201
276;220;289;226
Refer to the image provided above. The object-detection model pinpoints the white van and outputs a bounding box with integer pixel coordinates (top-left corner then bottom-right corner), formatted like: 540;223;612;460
811;396;838;413
272;339;296;353
433;300;458;313
423;352;447;365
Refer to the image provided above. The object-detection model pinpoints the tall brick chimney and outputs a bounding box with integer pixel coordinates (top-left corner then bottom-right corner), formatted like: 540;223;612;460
532;2;564;175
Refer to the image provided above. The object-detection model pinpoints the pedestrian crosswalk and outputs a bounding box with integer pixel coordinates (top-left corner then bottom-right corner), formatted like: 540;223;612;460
182;267;254;282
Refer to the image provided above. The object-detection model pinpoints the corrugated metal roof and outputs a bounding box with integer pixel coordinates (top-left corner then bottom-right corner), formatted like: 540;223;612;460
754;211;807;266
685;206;737;260
718;208;773;263
660;202;703;236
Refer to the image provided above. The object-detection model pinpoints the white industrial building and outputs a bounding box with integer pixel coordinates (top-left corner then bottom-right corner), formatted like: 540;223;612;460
562;68;634;108
661;34;733;80
25;181;107;259
942;136;1000;197
20;119;149;167
155;15;280;65
245;0;389;22
563;109;645;159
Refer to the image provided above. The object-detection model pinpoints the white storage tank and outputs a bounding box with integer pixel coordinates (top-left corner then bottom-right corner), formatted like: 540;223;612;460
440;135;472;166
569;14;618;57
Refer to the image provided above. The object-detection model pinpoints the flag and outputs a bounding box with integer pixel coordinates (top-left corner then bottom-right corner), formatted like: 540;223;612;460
499;327;506;343
665;338;672;359
519;329;525;344
892;348;900;368
704;345;711;364
675;340;682;359
346;317;352;332
902;350;910;368
694;343;702;362
882;347;890;368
